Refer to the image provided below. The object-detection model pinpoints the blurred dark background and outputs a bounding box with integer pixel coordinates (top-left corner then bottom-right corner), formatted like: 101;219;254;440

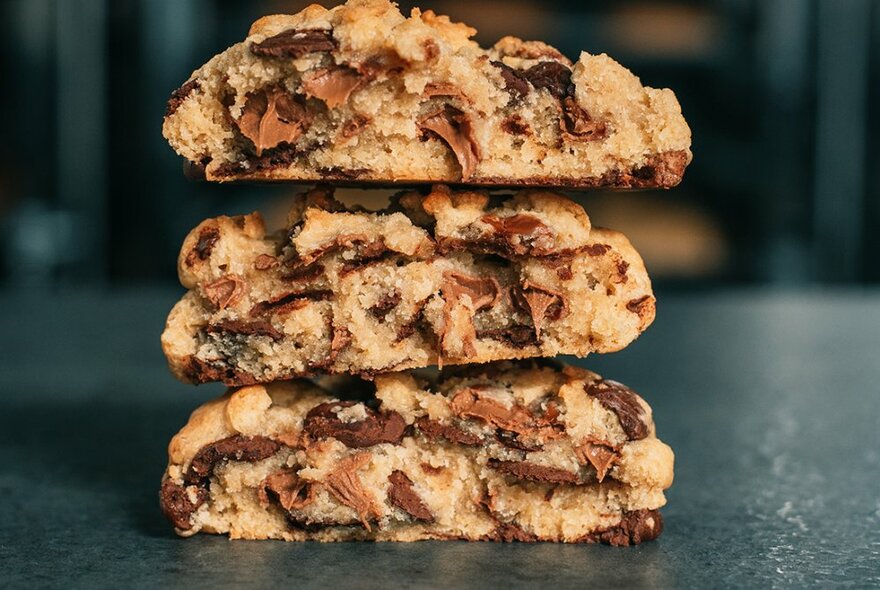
1;0;879;290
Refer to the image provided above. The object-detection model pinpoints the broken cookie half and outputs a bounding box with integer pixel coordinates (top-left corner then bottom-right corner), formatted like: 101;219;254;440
161;185;655;385
159;361;673;543
162;0;691;187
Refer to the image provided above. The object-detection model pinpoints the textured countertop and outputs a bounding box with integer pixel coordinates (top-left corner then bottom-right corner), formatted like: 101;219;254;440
1;289;879;588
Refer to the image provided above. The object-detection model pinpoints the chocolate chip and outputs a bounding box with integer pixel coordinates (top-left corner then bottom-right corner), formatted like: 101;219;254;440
185;226;220;267
387;470;434;522
585;380;648;440
159;477;208;530
584;243;611;256
488;459;579;484
510;282;569;339
254;254;280;270
183;357;260;386
206;319;284;340
442;272;500;311
304;401;406;448
251;28;337;58
236;87;309;156
478;214;555;257
415;417;482;446
185;435;282;487
165;79;200;118
575;440;619;482
561;96;607;140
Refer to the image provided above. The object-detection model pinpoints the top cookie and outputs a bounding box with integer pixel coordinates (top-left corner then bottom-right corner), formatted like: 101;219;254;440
163;0;692;187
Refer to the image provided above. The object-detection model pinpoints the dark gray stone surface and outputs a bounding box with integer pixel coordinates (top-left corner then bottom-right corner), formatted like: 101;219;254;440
1;289;879;588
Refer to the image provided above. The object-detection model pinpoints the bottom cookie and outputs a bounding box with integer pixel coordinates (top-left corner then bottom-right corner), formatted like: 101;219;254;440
160;361;674;544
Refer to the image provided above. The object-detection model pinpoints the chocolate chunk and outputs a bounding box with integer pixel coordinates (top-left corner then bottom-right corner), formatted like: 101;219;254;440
259;469;315;512
510;281;569;339
615;260;630;282
585;380;648;440
490;522;538;543
251;28;337;58
387;470;434;522
574;440;619;482
369;292;402;321
236;87;309;156
418;106;481;181
159;477;207;530
281;262;324;283
489;459;579;484
439;271;501;358
577;509;664;546
490;61;530;97
204;275;246;310
185;435;282;486
561;96;606;140
324;453;380;530
395;301;428;342
415;417;482;446
521;61;573;99
501;115;530;136
249;289;332;317
422;39;440;61
206;319;284;340
254;254;279;270
584;243;611;256
185;226;220;267
479;214;555;256
476;325;538;348
302;66;363;108
165;79;200;118
339;240;389;275
304;401;407;448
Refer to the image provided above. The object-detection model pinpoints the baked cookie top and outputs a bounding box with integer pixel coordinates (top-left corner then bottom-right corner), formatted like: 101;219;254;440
163;0;691;187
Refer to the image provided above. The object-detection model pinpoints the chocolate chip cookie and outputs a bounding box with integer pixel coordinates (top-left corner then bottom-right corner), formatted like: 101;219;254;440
162;0;691;186
159;361;673;543
161;186;655;385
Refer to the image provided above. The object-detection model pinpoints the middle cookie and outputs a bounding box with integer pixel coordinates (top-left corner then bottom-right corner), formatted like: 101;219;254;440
162;185;655;385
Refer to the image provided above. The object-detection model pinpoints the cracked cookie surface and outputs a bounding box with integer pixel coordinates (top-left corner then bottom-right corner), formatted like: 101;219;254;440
161;185;655;385
159;361;673;543
163;0;691;187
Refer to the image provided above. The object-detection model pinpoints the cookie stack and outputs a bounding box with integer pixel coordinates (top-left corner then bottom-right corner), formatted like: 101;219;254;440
158;0;690;545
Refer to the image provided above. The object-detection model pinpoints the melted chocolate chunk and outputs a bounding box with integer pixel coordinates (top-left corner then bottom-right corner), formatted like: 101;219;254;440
626;295;653;314
510;282;569;339
415;417;483;446
206;319;284;340
304;401;406;448
183;357;260;386
501;115;530;135
204;275;246;310
577;509;664;546
490;61;530;97
254;254;279;270
478;214;555;257
250;28;337;58
259;469;315;512
236;87;309;156
489;522;538;543
185;435;282;487
324;453;380;530
584;243;611;256
387;470;434;522
488;459;579;484
159;478;208;530
302;66;363;108
418;105;481;181
585;380;648;440
249;289;332;317
561;96;606;140
575;440;619;483
185;226;220;266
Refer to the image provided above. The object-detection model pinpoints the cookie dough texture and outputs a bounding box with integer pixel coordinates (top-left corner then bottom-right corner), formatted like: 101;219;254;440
159;362;674;543
161;186;655;385
162;0;691;187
